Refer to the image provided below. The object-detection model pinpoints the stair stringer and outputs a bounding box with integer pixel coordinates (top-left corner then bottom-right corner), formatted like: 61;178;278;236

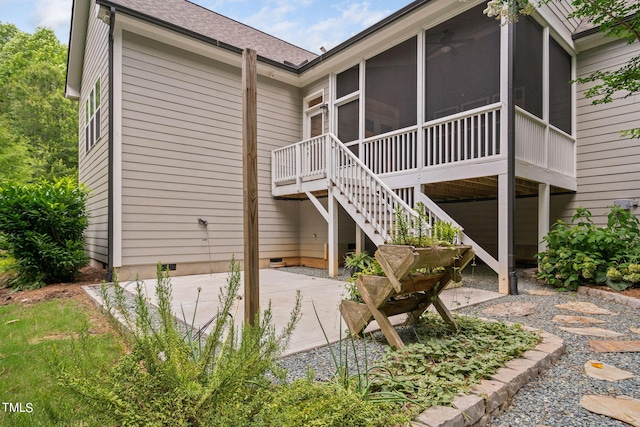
331;189;387;247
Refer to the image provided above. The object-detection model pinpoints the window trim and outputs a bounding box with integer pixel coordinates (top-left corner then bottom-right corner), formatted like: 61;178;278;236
85;78;102;153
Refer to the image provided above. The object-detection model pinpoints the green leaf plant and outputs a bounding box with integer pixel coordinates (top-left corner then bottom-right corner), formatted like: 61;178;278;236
536;206;640;291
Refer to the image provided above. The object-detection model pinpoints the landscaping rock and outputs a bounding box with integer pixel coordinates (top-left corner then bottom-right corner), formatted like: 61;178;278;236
558;327;624;337
481;302;537;317
579;395;640;426
551;315;606;324
583;360;635;382
554;301;617;315
589;340;640;353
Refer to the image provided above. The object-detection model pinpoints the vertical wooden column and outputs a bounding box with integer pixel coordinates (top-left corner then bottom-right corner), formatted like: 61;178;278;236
242;48;259;325
498;173;509;294
328;189;339;277
355;225;365;254
538;183;550;254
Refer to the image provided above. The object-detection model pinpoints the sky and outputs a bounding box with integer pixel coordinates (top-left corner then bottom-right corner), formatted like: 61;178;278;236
0;0;414;53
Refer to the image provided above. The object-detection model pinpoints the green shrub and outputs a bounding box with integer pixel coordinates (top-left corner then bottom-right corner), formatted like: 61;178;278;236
0;178;89;288
536;206;640;291
60;259;305;426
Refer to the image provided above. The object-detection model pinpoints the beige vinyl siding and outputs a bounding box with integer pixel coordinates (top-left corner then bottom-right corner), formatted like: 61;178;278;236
120;32;300;270
562;39;640;224
78;0;110;265
539;0;580;36
298;198;356;264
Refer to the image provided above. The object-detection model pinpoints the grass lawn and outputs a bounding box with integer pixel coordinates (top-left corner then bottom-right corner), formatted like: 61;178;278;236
0;292;124;426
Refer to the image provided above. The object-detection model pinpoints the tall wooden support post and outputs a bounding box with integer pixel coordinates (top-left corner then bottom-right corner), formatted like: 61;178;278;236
538;183;550;253
506;13;518;295
328;189;339;277
355;225;365;254
498;174;509;294
242;48;259;325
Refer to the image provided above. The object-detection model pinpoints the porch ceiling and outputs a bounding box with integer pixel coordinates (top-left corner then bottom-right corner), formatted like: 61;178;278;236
423;177;574;203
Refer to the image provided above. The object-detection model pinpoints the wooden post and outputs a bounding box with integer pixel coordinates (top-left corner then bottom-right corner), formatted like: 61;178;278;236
242;48;259;325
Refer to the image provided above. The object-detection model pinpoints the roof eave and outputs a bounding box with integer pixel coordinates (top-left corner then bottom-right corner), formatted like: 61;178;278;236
65;0;90;100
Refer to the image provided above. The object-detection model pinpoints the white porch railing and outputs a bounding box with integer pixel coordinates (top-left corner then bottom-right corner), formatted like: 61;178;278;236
424;103;502;167
360;127;419;174
272;135;326;189
274;104;576;188
328;133;418;241
515;106;576;176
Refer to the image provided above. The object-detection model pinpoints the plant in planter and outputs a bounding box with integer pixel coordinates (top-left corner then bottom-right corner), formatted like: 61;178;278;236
341;204;474;348
390;203;461;247
344;251;375;276
344;258;385;304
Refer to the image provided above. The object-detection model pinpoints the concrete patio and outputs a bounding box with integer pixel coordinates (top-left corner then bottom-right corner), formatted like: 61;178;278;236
85;268;504;356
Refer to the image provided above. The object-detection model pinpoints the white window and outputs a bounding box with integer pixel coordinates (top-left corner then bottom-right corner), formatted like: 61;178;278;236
85;78;101;152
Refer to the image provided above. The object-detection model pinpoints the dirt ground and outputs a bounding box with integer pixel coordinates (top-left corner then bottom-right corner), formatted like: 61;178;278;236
0;265;106;306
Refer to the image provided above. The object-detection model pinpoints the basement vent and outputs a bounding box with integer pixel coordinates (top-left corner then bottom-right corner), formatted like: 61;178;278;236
161;263;177;271
269;258;286;268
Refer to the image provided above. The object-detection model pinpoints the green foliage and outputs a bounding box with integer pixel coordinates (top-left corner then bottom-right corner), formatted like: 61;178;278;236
0;117;31;186
344;251;375;272
391;203;461;246
536;206;640;291
0;178;89;288
60;259;307;426
0;24;77;183
370;314;539;409
344;258;385;303
245;379;409;427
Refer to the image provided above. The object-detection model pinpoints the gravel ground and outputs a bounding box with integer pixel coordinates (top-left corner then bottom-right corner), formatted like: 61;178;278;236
279;264;640;427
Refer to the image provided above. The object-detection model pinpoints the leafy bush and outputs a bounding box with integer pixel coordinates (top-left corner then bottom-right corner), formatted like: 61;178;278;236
537;206;640;291
0;178;89;288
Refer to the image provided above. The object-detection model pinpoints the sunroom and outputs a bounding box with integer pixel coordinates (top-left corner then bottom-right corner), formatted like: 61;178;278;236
272;2;577;293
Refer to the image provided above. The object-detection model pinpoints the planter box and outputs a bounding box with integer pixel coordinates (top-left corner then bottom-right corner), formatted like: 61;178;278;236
340;244;474;348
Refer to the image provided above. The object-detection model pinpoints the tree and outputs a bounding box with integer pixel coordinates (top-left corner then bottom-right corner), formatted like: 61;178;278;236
484;0;640;138
0;23;77;182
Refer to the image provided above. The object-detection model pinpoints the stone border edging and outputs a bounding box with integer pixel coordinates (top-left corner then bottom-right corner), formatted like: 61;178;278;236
577;287;640;309
412;330;565;427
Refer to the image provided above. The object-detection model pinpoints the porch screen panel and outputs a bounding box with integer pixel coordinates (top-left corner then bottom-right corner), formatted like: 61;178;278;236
549;38;572;134
337;65;359;99
338;100;359;143
514;17;543;119
365;37;417;137
425;4;500;121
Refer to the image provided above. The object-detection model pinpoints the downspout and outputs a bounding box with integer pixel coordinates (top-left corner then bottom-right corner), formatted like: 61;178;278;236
106;6;116;282
507;9;518;295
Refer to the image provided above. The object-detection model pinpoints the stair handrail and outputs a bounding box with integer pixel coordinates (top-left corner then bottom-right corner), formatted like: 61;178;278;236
326;133;419;242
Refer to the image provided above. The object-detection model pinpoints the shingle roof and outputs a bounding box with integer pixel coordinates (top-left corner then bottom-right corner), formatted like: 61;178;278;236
99;0;318;68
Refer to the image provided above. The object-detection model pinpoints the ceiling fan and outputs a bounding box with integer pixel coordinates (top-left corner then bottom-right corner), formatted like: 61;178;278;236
426;30;471;57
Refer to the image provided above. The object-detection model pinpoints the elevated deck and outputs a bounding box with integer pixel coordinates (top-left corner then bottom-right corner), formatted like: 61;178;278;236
273;104;576;200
